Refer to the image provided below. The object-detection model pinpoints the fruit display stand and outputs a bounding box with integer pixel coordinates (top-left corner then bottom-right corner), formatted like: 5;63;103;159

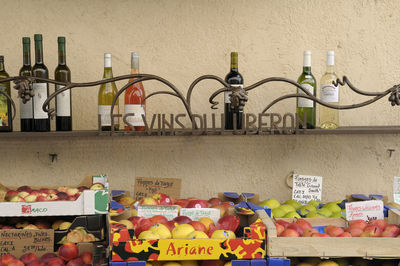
257;208;400;259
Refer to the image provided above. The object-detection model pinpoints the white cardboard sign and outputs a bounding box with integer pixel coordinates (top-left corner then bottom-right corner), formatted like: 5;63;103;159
394;176;400;204
179;208;221;224
345;200;384;221
292;174;323;205
137;205;179;220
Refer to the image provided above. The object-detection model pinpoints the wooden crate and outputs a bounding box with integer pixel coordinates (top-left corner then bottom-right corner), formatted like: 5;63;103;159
257;208;400;259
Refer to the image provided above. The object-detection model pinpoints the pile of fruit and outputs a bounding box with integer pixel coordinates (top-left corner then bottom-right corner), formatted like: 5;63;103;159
147;261;236;266
113;214;240;239
3;184;104;202
259;198;345;218
0;243;92;266
117;193;234;217
275;218;400;237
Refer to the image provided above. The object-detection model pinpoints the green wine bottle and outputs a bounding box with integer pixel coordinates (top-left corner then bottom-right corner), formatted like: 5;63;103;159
0;56;12;132
296;50;316;129
98;53;119;131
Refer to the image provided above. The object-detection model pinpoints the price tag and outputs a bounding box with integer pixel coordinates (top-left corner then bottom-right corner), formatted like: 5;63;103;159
292;174;323;205
0;229;53;257
137;205;179;220
180;208;221;224
394;176;400;204
345;200;384;221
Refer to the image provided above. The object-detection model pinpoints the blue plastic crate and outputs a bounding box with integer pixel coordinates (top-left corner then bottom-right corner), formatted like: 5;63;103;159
267;258;290;266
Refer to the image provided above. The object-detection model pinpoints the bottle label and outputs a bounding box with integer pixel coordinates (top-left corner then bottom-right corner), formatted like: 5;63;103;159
0;84;10;126
99;105;118;126
124;104;145;126
56;85;71;117
298;84;314;108
20;98;33;119
321;84;339;103
33;83;48;119
224;84;243;104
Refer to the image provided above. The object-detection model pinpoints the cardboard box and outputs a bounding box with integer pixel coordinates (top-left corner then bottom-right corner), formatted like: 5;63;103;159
260;208;400;259
110;208;266;261
0;175;109;217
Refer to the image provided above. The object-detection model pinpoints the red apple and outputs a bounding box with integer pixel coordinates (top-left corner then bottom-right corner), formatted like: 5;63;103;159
5;190;18;201
79;252;92;265
337;232;352;237
287;222;304;236
216;215;240;232
20;253;38;265
47;257;65;266
280;228;300;237
27;260;45;266
173;216;192;224
187;200;209;208
302;228;318;237
189;221;208;233
7;259;24;266
152;193;172;205
325;225;345;237
275;223;285;236
175;199;190;208
134;218;154;238
163;220;178;231
66;258;83;266
368;219;387;230
38;188;49;194
382;224;400;237
40;253;57;264
1;254;16;265
363;225;383;237
296;219;312;231
151;215;168;225
77;186;89;192
275;219;290;228
56;192;68;201
348;220;368;230
58;243;79;261
17;186;32;193
36;195;47;202
127;216;144;229
208;197;222;206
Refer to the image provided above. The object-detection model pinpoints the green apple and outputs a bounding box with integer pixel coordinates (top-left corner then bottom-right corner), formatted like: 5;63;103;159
306;211;324;218
284;200;302;210
259;198;280;209
271;207;287;218
279;204;296;213
284;211;301;218
316;207;332;217
323;202;341;213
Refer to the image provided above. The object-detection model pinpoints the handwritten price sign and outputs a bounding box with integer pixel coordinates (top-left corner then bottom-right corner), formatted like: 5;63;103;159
345;200;384;221
292;174;323;205
394;176;400;204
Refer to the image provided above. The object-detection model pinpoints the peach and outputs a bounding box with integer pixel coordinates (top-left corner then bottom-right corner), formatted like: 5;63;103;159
20;253;38;265
79;252;92;265
1;254;16;265
40;253;57;264
27;260;45;266
47;257;65;266
58;243;79;261
66;258;84;266
7;259;24;266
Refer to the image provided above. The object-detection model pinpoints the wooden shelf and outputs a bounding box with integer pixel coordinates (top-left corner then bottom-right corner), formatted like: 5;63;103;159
1;126;400;139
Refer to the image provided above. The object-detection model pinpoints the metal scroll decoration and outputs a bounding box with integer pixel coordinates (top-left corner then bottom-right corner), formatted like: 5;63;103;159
0;74;399;135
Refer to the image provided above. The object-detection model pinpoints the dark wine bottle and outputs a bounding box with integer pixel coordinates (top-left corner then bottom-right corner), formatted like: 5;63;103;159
32;34;50;132
224;52;243;130
55;37;72;131
0;56;12;132
19;37;34;132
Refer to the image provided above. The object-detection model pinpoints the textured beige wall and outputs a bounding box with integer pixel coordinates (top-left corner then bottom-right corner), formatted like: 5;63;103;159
1;0;400;202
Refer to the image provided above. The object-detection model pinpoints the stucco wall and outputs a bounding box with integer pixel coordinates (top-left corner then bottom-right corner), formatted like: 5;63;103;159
1;0;400;202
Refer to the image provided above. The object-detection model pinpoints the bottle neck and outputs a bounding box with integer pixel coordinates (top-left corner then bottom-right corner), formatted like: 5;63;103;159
23;43;31;66
303;66;311;74
230;53;238;72
0;60;4;72
58;42;66;65
325;65;334;73
35;40;44;64
103;67;113;78
131;57;139;74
